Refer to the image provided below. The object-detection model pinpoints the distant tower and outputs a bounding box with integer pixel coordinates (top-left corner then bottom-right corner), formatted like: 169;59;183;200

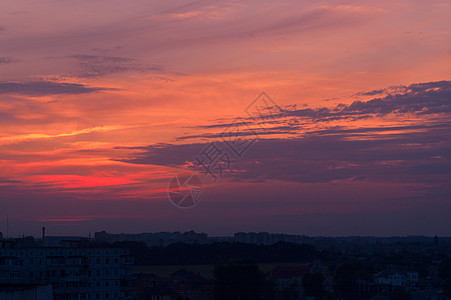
42;226;46;239
434;235;439;249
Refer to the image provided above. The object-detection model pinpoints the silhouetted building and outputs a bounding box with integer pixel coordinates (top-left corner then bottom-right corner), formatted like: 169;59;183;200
95;230;208;247
376;271;418;287
269;265;313;298
0;241;133;300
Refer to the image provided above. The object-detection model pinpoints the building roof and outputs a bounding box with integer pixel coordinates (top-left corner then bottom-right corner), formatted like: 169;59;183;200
171;269;207;282
144;284;177;296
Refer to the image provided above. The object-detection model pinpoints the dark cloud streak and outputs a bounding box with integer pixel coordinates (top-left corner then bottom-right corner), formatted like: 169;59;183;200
68;55;162;78
117;80;451;186
182;80;451;137
283;81;451;120
0;81;113;96
0;57;20;64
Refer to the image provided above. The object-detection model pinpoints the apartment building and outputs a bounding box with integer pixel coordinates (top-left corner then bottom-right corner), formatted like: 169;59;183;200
0;239;133;300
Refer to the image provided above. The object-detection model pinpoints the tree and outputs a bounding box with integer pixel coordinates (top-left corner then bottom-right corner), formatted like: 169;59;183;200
444;279;451;298
214;258;264;300
389;288;410;300
333;262;358;295
302;272;325;298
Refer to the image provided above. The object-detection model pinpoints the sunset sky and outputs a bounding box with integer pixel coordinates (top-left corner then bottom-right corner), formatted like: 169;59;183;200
1;0;450;237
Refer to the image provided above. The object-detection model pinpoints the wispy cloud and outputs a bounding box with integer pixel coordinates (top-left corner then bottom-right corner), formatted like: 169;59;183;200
149;2;243;22
0;125;126;144
320;4;385;14
37;217;93;222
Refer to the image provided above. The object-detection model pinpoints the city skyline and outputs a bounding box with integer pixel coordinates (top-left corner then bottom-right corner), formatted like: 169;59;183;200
1;0;451;237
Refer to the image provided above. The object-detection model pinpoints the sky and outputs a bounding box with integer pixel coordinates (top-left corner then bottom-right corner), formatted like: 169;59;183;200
0;0;450;237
